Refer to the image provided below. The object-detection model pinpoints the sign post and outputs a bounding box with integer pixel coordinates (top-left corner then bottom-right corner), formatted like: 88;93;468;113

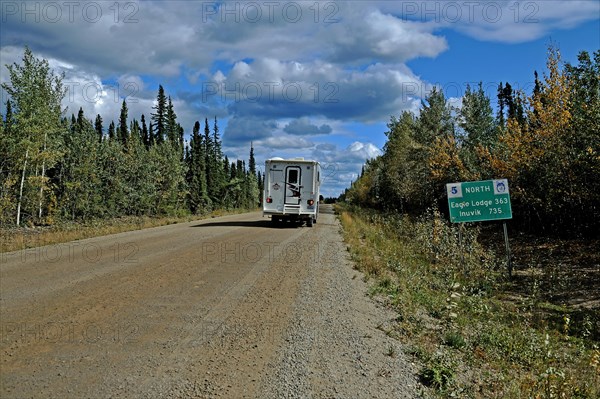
446;179;513;277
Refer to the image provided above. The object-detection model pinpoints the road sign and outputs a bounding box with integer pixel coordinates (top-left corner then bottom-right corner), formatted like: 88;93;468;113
446;179;512;223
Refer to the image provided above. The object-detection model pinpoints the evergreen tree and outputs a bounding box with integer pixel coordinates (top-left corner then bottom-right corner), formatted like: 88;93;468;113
503;83;516;120
108;121;116;141
94;114;103;142
246;145;259;207
148;122;155;146
187;120;208;212
459;83;495;148
237;160;244;179
130;119;140;144
210;117;225;205
496;82;505;127
415;87;453;145
257;169;263;202
165;96;178;144
249;142;256;175
4;99;14;133
178;123;184;147
70;114;77;135
204;118;216;201
141;114;149;147
223;156;230;179
0;100;16;210
151;85;167;143
57;106;102;220
230;161;237;180
119;99;129;146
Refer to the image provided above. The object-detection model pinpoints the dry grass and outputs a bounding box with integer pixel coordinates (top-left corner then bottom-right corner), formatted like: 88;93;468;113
1;208;256;253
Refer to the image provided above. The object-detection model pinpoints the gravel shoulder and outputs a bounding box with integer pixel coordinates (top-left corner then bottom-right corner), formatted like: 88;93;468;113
1;205;420;398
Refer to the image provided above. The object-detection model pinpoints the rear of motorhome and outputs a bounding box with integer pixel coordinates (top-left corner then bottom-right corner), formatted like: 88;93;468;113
263;158;320;226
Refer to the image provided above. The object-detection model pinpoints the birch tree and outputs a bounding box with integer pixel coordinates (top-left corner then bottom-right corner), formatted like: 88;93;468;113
1;47;66;225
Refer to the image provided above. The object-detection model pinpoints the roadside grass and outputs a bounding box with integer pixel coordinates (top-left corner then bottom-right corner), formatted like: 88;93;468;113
336;204;600;398
0;208;258;253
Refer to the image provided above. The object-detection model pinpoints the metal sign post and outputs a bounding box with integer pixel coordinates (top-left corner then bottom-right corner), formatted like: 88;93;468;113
447;179;513;278
503;221;512;278
458;224;465;274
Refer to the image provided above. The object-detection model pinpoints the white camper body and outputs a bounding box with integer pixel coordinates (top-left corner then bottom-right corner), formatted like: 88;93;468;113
263;158;320;226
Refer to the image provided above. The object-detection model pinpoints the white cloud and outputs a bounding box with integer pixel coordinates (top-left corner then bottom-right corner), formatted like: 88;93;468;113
327;8;448;63
376;0;599;43
210;58;428;123
284;117;332;135
223;116;279;144
261;135;314;149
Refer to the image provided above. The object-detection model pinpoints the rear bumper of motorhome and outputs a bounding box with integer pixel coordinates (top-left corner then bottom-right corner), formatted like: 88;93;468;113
263;210;316;218
263;203;317;218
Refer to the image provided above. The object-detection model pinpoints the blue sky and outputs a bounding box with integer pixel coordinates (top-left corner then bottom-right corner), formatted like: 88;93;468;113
1;1;599;197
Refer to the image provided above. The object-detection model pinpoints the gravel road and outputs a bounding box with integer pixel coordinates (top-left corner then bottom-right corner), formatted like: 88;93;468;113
1;205;421;398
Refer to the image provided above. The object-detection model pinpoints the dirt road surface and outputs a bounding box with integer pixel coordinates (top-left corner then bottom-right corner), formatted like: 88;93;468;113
1;205;420;398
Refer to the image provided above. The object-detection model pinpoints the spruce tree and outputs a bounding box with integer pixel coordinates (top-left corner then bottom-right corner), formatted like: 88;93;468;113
414;87;453;145
223;156;230;180
108;121;116;141
211;116;225;205
118;99;128;146
496;82;506;127
70;114;77;135
4;100;14;133
141;114;149;147
76;107;86;135
187;120;208;212
94;114;103;142
503;83;516;120
151;85;167;143
1;100;15;192
230;161;237;180
249;142;256;175
204;118;215;201
166;97;178;144
148;123;155;146
459;82;495;148
130;119;140;144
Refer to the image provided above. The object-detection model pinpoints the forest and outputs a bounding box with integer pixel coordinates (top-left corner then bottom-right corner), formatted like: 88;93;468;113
343;47;599;238
0;48;262;227
339;47;599;396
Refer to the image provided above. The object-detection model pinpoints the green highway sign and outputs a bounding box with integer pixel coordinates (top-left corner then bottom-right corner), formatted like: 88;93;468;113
446;179;512;223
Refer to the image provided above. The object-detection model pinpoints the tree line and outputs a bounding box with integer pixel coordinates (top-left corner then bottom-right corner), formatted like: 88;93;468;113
343;47;599;237
0;48;262;226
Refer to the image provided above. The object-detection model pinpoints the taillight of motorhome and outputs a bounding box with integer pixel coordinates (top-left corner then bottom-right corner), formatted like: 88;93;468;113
307;199;314;206
266;197;273;203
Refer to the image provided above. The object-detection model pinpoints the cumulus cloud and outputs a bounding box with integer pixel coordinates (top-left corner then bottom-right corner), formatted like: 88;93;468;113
284;118;332;135
223;116;278;144
327;8;448;64
261;135;314;149
376;0;599;43
209;58;428;122
316;143;336;152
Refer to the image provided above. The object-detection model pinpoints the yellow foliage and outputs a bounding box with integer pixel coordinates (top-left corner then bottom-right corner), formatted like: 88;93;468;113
484;46;573;186
428;135;474;183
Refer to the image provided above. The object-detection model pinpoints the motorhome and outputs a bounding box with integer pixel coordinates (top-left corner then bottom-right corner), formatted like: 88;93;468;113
263;158;320;226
